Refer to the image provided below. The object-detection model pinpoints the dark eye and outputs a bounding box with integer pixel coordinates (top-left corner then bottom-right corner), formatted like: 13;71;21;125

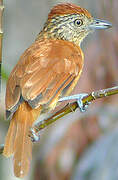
74;19;83;26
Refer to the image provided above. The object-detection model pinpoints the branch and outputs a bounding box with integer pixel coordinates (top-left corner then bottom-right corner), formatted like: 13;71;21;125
0;0;4;88
0;0;4;117
0;0;4;154
0;85;118;154
29;86;118;140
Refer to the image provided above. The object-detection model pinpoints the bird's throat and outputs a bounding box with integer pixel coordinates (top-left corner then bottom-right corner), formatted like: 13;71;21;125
36;28;89;47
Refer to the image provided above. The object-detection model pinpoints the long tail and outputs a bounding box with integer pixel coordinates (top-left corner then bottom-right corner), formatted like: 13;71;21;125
3;102;41;178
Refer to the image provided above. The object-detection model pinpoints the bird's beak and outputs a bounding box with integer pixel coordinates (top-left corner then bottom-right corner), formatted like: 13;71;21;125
89;18;112;30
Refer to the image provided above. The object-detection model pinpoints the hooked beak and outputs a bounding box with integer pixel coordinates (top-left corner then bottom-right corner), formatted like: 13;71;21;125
89;18;112;30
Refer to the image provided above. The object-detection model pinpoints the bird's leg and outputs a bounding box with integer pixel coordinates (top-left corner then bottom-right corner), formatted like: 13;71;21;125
59;93;90;112
29;127;40;143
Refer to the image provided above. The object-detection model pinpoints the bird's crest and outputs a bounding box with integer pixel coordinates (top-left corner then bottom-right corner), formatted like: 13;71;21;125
48;3;92;19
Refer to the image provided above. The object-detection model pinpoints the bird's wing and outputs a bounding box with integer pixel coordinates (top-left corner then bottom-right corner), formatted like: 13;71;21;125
6;39;83;118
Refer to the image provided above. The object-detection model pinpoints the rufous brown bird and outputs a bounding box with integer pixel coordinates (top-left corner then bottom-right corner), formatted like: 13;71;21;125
3;3;112;178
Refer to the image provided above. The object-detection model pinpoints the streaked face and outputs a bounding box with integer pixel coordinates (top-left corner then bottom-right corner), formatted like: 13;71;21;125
43;13;112;45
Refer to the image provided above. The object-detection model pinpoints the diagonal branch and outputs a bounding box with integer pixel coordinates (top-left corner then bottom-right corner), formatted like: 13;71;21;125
0;85;118;153
29;86;118;140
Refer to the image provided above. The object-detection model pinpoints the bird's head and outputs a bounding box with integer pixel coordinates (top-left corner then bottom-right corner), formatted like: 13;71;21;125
38;3;112;46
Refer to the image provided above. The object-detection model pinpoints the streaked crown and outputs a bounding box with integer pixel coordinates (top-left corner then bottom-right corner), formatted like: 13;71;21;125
37;3;112;46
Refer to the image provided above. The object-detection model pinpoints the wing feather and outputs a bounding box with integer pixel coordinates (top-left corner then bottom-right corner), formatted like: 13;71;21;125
6;39;83;116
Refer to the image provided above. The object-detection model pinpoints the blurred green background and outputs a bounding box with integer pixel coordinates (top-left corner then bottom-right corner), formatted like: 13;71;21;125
1;0;118;180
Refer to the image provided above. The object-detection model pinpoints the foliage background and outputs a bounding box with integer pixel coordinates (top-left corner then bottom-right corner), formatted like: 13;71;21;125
1;0;118;179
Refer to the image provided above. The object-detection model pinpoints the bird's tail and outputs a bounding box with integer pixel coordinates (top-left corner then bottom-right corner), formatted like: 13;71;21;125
3;102;41;178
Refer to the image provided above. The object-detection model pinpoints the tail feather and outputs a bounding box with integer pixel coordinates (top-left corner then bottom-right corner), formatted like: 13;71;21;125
3;102;41;178
3;116;17;157
13;107;33;177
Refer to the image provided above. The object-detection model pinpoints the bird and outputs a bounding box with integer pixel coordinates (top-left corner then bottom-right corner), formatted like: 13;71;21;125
3;3;112;178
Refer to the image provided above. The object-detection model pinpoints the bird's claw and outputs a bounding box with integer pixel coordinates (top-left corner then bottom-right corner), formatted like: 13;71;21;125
76;93;90;112
30;128;40;143
59;93;90;112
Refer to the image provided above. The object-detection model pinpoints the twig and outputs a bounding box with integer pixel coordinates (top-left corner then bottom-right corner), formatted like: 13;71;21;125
0;0;4;112
29;86;118;140
0;0;4;154
0;85;118;153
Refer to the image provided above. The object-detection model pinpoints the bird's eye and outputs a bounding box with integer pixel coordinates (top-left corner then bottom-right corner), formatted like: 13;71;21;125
74;19;83;26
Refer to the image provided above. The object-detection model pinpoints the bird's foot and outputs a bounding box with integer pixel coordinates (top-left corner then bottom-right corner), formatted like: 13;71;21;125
76;93;91;112
59;93;90;112
29;127;40;143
